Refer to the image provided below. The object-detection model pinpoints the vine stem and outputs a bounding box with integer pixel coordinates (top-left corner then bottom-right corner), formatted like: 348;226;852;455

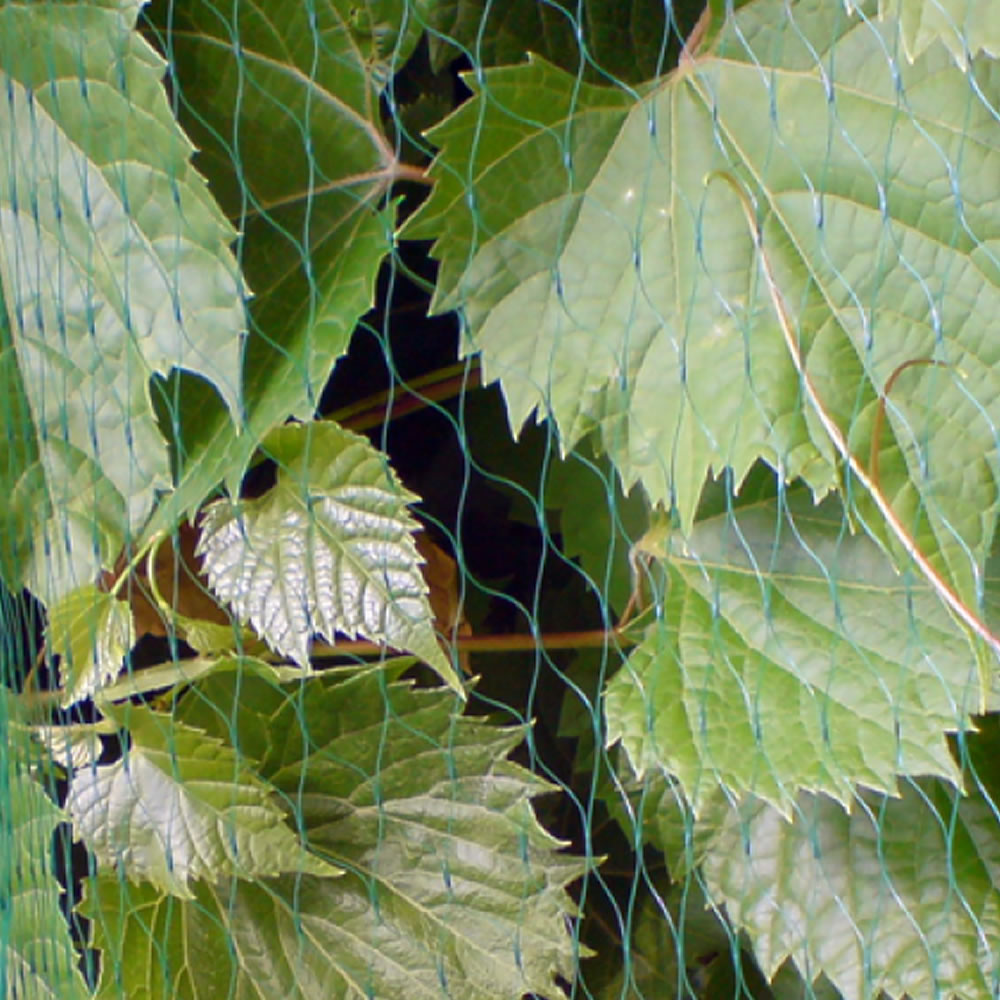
308;627;639;663
328;359;482;432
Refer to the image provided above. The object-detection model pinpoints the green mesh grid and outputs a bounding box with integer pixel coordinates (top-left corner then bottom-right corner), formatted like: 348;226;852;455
3;1;1000;998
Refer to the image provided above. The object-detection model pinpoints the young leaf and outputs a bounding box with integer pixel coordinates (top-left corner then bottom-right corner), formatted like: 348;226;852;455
3;724;91;1000
605;492;981;812
46;584;134;708
82;666;586;1000
196;422;464;693
406;0;1000;618
67;704;339;898
0;0;246;602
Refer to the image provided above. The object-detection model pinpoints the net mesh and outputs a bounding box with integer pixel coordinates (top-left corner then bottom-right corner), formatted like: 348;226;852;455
3;1;999;998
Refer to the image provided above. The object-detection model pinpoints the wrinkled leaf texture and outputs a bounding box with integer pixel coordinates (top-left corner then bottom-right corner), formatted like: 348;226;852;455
82;665;585;1000
67;703;339;898
196;422;463;692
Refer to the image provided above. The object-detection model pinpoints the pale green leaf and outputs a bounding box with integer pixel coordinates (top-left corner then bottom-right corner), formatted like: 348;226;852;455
873;0;1000;67
196;422;463;693
0;0;245;601
406;0;1000;627
3;725;91;1000
137;0;425;542
605;492;981;812
66;704;339;898
697;772;1000;1000
81;666;585;1000
46;585;134;708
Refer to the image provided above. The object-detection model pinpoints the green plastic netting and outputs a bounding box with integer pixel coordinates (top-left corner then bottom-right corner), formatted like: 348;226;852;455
4;1;1000;998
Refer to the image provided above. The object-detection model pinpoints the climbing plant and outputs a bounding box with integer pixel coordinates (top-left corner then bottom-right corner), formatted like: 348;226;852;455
4;1;1000;998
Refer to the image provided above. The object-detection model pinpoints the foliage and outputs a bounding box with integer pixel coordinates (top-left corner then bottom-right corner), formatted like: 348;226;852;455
3;0;1000;999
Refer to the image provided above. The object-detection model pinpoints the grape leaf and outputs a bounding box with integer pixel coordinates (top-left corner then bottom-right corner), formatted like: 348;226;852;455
0;0;245;602
3;721;91;1000
196;421;463;693
406;0;1000;639
67;704;339;898
605;492;981;812
46;584;135;708
82;667;586;1000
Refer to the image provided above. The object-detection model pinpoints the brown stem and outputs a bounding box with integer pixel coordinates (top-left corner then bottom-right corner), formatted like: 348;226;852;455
309;627;637;662
869;358;948;495
330;360;482;432
391;161;434;187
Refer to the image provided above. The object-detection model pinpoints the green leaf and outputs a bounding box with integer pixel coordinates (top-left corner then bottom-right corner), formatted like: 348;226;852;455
0;0;245;601
82;667;585;1000
46;585;134;708
94;653;288;704
425;0;672;83
3;723;91;1000
406;0;1000;627
605;492;981;812
196;421;463;693
696;769;1000;1000
137;0;426;540
67;704;339;898
404;48;832;528
874;0;1000;67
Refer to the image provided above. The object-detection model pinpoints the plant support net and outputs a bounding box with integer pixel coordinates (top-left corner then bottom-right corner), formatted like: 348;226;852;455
3;1;1000;999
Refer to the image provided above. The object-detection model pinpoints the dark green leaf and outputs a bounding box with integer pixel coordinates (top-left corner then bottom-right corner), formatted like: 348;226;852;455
3;721;91;1000
82;666;586;999
425;0;674;82
139;0;428;539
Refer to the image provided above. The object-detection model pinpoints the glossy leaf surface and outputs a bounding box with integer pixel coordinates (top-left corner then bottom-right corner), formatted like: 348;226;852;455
197;422;462;692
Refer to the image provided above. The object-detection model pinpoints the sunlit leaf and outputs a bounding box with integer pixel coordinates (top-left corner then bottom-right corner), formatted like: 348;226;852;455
605;492;980;811
197;422;463;692
873;0;1000;66
67;704;339;898
407;0;1000;632
0;0;245;602
697;770;1000;1000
